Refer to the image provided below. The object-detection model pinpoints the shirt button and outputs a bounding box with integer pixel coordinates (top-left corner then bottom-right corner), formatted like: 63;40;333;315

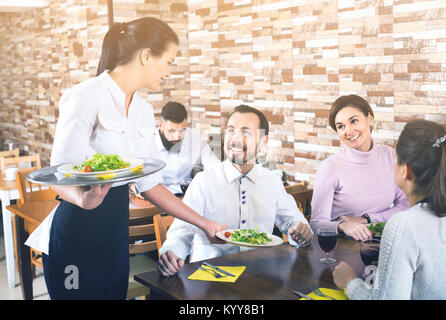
242;191;246;194
242;196;246;200
242;220;246;224
242;201;246;204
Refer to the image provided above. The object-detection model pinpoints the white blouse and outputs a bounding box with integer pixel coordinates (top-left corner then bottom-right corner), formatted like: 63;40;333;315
50;70;162;192
26;71;163;254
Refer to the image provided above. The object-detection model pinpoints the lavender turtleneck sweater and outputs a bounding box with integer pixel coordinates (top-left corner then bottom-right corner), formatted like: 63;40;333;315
310;141;410;234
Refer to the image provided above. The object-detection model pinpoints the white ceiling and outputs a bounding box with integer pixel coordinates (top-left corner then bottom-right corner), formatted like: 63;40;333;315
0;0;48;12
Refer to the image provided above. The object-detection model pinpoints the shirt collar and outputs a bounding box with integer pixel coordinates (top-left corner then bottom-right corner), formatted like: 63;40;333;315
222;160;260;184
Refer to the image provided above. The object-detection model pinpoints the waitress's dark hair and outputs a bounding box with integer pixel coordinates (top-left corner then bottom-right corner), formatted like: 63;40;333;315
96;17;179;76
396;119;446;217
329;95;374;132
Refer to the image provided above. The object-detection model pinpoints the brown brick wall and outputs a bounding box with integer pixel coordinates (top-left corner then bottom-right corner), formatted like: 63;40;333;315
1;0;445;185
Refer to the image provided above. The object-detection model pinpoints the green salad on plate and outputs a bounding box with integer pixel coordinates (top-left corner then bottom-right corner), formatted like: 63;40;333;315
73;153;130;173
368;222;386;236
227;228;272;245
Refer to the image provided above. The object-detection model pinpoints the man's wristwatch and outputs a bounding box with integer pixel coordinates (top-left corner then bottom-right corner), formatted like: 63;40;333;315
362;213;371;224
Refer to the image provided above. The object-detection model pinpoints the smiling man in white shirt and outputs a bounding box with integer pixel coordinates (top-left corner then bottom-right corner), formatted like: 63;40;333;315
158;105;313;276
156;101;220;195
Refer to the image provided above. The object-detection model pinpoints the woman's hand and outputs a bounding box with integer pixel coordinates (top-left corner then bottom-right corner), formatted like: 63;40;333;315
79;184;113;210
333;261;358;290
52;184;112;210
338;221;372;241
199;217;227;244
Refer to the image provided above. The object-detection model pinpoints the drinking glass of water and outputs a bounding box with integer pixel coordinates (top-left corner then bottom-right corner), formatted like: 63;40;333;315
317;227;337;264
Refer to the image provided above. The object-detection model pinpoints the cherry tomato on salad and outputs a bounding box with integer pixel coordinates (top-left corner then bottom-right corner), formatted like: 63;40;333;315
224;231;231;238
83;165;92;172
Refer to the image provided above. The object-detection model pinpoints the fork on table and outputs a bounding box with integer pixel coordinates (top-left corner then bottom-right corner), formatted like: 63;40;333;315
199;266;225;278
310;286;336;300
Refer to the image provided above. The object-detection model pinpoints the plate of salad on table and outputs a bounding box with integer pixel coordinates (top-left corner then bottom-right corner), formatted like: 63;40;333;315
217;228;283;247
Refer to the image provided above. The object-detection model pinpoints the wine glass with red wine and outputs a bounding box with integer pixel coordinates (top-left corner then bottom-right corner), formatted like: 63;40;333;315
360;239;380;266
317;227;337;264
180;178;192;194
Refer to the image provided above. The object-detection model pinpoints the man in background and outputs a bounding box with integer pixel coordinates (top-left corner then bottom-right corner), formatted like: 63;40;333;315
156;101;220;195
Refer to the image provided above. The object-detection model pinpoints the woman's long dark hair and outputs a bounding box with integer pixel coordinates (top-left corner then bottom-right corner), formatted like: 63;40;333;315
396;119;446;217
96;17;179;76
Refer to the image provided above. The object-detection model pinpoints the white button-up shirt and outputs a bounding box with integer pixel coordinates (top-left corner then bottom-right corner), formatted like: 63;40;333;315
156;127;220;194
26;71;163;255
160;160;310;263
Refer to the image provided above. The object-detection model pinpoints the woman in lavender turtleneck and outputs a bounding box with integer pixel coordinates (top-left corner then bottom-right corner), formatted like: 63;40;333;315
310;95;409;241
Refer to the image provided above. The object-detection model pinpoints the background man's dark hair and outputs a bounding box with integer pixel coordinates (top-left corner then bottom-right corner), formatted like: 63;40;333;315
161;101;188;123
227;104;269;136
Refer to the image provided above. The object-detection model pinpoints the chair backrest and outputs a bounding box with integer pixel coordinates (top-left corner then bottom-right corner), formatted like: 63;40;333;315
290;189;313;222
128;206;163;255
0;148;19;159
0;154;41;173
0;148;19;173
285;180;308;194
15;168;57;204
153;214;175;257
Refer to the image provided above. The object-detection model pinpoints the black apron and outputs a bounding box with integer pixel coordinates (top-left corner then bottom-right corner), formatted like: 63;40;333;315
42;185;129;300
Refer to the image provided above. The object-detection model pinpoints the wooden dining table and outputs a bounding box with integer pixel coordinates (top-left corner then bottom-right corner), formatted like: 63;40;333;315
6;199;58;300
134;237;365;300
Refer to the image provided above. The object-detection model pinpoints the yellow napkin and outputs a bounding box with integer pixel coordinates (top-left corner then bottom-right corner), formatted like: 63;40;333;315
188;265;246;283
299;288;349;300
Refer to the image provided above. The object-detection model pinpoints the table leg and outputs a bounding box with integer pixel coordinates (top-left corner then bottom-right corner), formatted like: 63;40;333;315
1;190;16;288
14;214;33;300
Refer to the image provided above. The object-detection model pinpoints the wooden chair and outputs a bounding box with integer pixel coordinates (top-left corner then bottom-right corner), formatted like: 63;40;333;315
282;182;313;242
291;189;313;222
126;205;163;300
285;180;308;194
14;168;57;274
0;148;19;162
0;154;41;173
153;214;175;257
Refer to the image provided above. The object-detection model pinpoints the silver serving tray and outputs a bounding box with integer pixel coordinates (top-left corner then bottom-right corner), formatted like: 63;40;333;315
26;159;165;187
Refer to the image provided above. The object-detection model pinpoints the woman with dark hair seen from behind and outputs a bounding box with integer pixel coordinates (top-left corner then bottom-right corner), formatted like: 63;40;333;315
310;95;409;241
29;17;225;300
333;119;446;299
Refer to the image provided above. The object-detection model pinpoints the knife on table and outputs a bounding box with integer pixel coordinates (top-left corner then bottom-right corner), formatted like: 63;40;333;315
291;290;313;300
202;261;236;277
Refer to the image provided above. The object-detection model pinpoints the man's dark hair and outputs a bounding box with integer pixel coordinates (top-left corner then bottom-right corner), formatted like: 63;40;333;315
227;104;269;136
161;101;188;123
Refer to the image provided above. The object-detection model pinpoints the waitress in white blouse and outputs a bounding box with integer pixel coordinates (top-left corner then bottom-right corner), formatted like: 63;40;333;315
44;17;225;299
